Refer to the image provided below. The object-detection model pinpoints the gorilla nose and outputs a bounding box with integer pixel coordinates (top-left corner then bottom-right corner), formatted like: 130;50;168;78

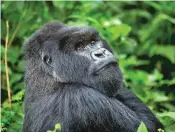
91;48;112;60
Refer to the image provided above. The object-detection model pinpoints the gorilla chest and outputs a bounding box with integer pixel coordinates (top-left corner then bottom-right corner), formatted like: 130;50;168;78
35;87;119;132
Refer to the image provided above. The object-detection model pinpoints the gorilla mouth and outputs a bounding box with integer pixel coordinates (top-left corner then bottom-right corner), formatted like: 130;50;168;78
94;61;118;75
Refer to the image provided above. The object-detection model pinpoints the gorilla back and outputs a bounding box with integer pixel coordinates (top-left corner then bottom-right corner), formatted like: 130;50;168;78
23;22;163;132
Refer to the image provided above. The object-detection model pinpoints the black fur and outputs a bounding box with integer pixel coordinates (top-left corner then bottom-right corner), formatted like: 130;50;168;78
23;22;163;132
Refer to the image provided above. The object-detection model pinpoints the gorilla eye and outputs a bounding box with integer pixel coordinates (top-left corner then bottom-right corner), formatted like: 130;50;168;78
76;44;85;51
75;40;84;51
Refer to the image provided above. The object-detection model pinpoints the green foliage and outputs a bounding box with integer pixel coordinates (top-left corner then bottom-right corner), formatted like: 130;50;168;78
149;45;175;63
1;1;175;132
47;123;61;132
137;122;148;132
158;128;165;132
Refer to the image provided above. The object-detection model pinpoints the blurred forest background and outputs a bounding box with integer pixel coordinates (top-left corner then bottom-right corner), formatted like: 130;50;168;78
1;1;175;132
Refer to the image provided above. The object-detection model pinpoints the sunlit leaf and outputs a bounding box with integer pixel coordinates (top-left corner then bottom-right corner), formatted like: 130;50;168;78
137;122;148;132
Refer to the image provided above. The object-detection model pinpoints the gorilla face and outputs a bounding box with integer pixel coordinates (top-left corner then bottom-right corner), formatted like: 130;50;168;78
41;26;123;96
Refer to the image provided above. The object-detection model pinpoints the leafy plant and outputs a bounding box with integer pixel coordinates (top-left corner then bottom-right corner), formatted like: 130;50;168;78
137;122;148;132
47;123;61;132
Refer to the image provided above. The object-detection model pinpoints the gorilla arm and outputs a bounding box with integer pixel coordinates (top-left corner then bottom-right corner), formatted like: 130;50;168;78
115;87;164;131
62;85;141;132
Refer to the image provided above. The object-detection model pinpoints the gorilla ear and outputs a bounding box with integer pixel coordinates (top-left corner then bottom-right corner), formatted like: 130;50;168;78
42;54;52;66
41;41;56;67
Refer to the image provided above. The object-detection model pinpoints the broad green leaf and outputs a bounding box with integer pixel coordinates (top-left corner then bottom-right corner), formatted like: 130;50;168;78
55;123;61;130
137;122;148;132
149;45;175;63
159;112;175;121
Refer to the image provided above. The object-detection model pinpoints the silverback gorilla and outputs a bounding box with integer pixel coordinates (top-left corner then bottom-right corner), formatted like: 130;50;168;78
23;22;163;132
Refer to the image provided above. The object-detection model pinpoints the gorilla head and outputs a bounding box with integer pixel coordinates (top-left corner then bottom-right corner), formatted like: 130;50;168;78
25;22;123;96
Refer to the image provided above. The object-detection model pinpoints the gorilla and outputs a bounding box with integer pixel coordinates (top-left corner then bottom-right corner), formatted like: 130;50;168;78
22;22;163;132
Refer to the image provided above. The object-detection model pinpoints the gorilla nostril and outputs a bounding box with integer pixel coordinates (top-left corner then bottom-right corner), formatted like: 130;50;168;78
91;48;111;60
95;53;103;58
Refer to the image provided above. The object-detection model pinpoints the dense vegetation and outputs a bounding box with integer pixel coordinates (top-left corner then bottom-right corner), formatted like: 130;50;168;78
1;1;175;132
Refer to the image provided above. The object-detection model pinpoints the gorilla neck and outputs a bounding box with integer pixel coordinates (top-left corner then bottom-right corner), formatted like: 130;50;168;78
26;70;83;95
26;68;122;97
90;79;123;97
26;68;57;95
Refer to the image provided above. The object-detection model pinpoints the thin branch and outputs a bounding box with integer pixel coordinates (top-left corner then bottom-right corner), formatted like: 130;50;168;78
5;21;12;109
8;21;21;47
